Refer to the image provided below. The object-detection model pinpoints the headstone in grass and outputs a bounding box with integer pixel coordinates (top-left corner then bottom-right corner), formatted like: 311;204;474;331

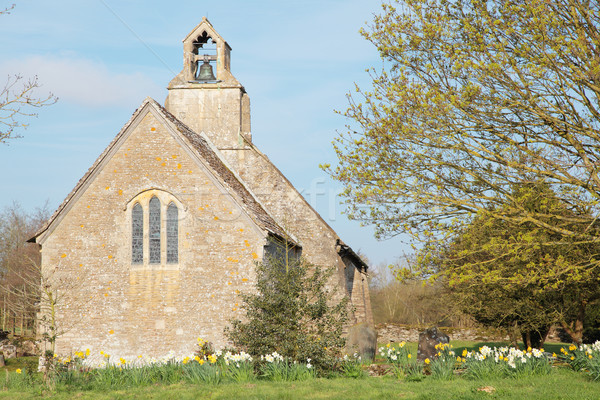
417;327;449;361
19;340;39;356
2;344;17;359
346;322;377;361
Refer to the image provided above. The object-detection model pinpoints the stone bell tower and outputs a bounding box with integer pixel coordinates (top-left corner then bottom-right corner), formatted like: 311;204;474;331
165;17;251;149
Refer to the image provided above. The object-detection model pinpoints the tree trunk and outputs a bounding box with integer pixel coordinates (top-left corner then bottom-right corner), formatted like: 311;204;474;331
508;322;520;348
560;299;587;345
521;327;549;349
521;331;531;349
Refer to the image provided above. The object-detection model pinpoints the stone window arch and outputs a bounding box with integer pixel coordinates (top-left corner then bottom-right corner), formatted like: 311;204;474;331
126;189;186;268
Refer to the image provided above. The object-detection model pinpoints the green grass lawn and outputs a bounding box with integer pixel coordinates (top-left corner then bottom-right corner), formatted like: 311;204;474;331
0;341;595;399
0;369;597;400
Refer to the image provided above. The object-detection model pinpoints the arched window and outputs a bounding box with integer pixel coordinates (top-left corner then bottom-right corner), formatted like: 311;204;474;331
131;203;143;264
149;196;161;264
167;202;178;263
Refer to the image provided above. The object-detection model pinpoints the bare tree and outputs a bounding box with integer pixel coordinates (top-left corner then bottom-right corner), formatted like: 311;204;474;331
0;203;47;335
1;3;57;143
0;202;85;355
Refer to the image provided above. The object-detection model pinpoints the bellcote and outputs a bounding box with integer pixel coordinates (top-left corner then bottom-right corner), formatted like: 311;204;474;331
165;18;251;149
169;17;240;86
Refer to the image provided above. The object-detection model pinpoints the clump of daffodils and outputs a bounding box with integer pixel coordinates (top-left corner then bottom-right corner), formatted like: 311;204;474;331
464;345;546;369
379;341;411;364
559;340;600;381
434;342;455;357
223;350;253;367
461;344;550;378
261;351;284;364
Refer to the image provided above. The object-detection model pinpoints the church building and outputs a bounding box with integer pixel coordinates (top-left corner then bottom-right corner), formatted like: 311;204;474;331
30;18;372;358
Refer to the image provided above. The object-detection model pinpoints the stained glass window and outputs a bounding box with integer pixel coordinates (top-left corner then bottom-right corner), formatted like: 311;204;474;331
149;196;161;264
167;202;178;263
131;203;143;264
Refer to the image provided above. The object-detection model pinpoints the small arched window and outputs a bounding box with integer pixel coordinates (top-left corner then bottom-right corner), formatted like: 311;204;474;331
131;203;143;264
167;202;178;263
149;196;161;264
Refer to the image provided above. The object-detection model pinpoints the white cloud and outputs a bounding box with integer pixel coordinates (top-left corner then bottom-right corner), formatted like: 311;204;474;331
0;55;163;108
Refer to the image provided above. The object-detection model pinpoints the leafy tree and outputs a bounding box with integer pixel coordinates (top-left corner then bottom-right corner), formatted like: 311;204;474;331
225;256;349;372
425;183;600;346
325;0;600;344
1;4;56;143
327;0;600;248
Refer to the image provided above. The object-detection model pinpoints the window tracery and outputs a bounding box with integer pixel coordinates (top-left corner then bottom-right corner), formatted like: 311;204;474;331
167;202;178;263
131;203;143;264
149;196;161;264
129;191;181;266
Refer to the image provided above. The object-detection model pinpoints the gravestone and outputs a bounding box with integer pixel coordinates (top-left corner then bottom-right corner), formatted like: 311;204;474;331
346;323;378;361
417;327;449;361
20;340;38;356
2;344;17;359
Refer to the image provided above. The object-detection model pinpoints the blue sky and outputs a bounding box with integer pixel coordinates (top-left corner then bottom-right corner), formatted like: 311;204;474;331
0;0;409;267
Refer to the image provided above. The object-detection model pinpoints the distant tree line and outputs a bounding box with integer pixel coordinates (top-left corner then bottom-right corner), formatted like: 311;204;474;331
0;203;48;336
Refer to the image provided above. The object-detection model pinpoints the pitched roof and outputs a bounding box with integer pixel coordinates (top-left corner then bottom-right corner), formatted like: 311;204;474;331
30;97;296;245
336;239;368;272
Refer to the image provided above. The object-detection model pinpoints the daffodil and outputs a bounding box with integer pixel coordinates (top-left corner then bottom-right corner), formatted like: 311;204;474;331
15;369;22;374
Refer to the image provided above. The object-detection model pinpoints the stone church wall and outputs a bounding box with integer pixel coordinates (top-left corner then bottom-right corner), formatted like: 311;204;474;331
41;111;269;357
222;147;374;326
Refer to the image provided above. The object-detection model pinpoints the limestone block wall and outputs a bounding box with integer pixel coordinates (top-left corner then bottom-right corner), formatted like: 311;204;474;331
221;146;374;326
40;112;267;357
165;85;250;149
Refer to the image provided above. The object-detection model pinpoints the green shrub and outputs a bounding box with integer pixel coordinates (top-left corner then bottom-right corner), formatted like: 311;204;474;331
226;255;349;373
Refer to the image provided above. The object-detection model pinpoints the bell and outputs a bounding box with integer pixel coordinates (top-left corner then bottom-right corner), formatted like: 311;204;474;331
197;60;216;82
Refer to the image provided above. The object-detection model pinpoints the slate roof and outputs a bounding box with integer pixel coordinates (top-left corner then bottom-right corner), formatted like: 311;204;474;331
30;98;295;245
